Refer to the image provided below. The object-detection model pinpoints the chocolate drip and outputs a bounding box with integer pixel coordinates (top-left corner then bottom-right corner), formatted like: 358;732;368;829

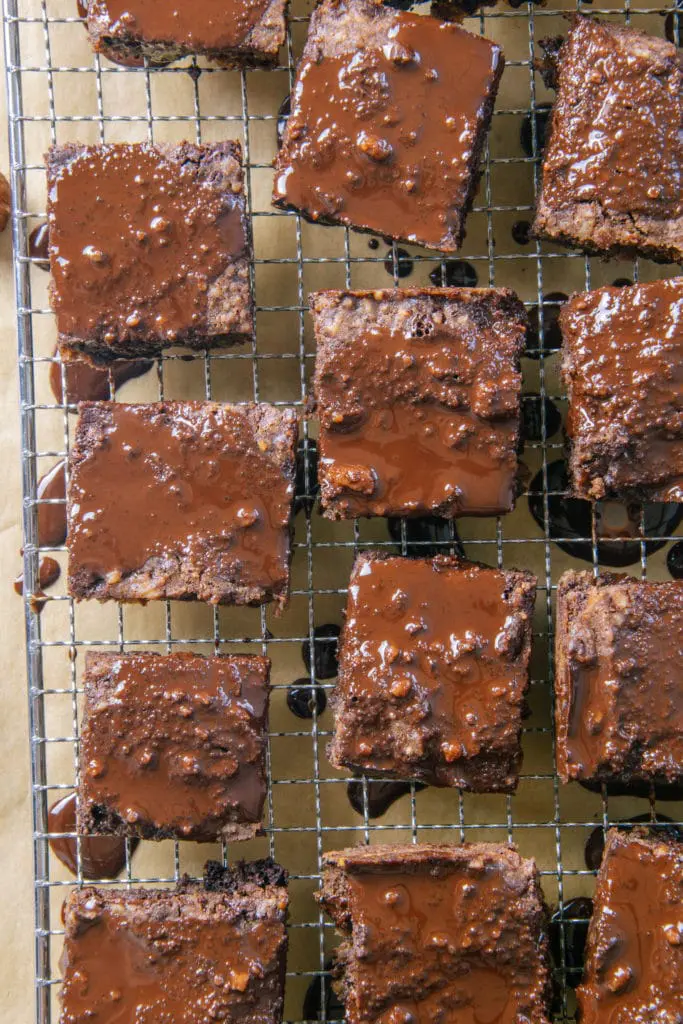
346;779;426;818
48;791;136;878
50;346;152;405
28;221;50;270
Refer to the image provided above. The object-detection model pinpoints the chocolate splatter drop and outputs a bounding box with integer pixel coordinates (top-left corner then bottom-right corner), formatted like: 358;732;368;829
302;624;340;680
521;394;562;442
429;259;477;288
549;897;593;989
286;680;328;719
383;248;413;279
527;460;682;567
388;516;465;559
525;292;567;358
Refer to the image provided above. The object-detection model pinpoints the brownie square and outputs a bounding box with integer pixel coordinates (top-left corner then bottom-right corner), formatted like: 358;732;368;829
311;288;527;519
47;142;253;360
59;859;289;1024
79;652;270;842
533;16;682;262
273;0;503;251
319;843;552;1024
561;278;683;502
67;401;297;606
555;571;683;787
85;0;287;67
329;553;536;791
577;829;683;1021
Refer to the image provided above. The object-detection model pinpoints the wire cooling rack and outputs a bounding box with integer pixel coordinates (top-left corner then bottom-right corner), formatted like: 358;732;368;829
3;0;682;1021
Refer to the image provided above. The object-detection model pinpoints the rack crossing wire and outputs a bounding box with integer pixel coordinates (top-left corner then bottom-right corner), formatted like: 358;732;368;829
3;0;682;1021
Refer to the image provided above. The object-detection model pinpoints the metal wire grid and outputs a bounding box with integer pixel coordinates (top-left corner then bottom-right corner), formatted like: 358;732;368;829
3;0;683;1021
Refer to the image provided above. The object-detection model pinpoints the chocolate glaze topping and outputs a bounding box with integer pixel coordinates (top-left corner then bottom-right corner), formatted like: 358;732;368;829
561;278;683;502
274;0;503;251
577;829;683;1023
48;791;135;879
320;844;552;1024
329;554;536;791
48;143;249;356
79;652;269;841
67;402;296;606
60;880;288;1024
540;19;681;220
91;0;271;51
533;17;682;262
555;572;683;786
312;289;526;519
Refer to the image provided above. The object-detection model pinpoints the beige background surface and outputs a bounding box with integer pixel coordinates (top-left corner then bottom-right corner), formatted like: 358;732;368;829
0;37;34;1016
1;1;682;1022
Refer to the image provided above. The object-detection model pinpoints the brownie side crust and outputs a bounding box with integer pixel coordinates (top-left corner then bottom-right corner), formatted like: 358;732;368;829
555;571;683;787
78;652;271;842
86;0;287;68
67;401;297;606
577;829;683;1023
532;16;683;262
273;0;503;252
319;843;552;1024
60;859;289;1024
48;142;253;359
311;288;527;519
561;278;683;502
329;553;537;791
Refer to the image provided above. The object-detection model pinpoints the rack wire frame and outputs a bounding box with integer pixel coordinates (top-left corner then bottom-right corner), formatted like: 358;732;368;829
3;0;683;1022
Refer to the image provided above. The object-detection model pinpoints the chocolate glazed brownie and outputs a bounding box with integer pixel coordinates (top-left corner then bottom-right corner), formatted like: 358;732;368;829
312;288;527;519
319;844;553;1024
329;553;537;792
533;16;683;262
561;278;683;502
67;402;298;606
273;0;504;251
85;0;287;67
555;571;683;788
577;829;682;1023
79;652;271;842
60;859;289;1024
47;142;253;359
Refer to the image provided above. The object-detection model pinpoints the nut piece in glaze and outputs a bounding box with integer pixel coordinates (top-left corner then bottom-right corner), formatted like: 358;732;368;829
319;843;552;1024
561;278;683;502
329;553;536;791
67;401;298;607
555;571;683;787
577;829;683;1023
532;16;682;263
59;861;289;1024
78;652;270;842
311;288;527;519
273;0;504;252
84;0;287;67
47;142;253;360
